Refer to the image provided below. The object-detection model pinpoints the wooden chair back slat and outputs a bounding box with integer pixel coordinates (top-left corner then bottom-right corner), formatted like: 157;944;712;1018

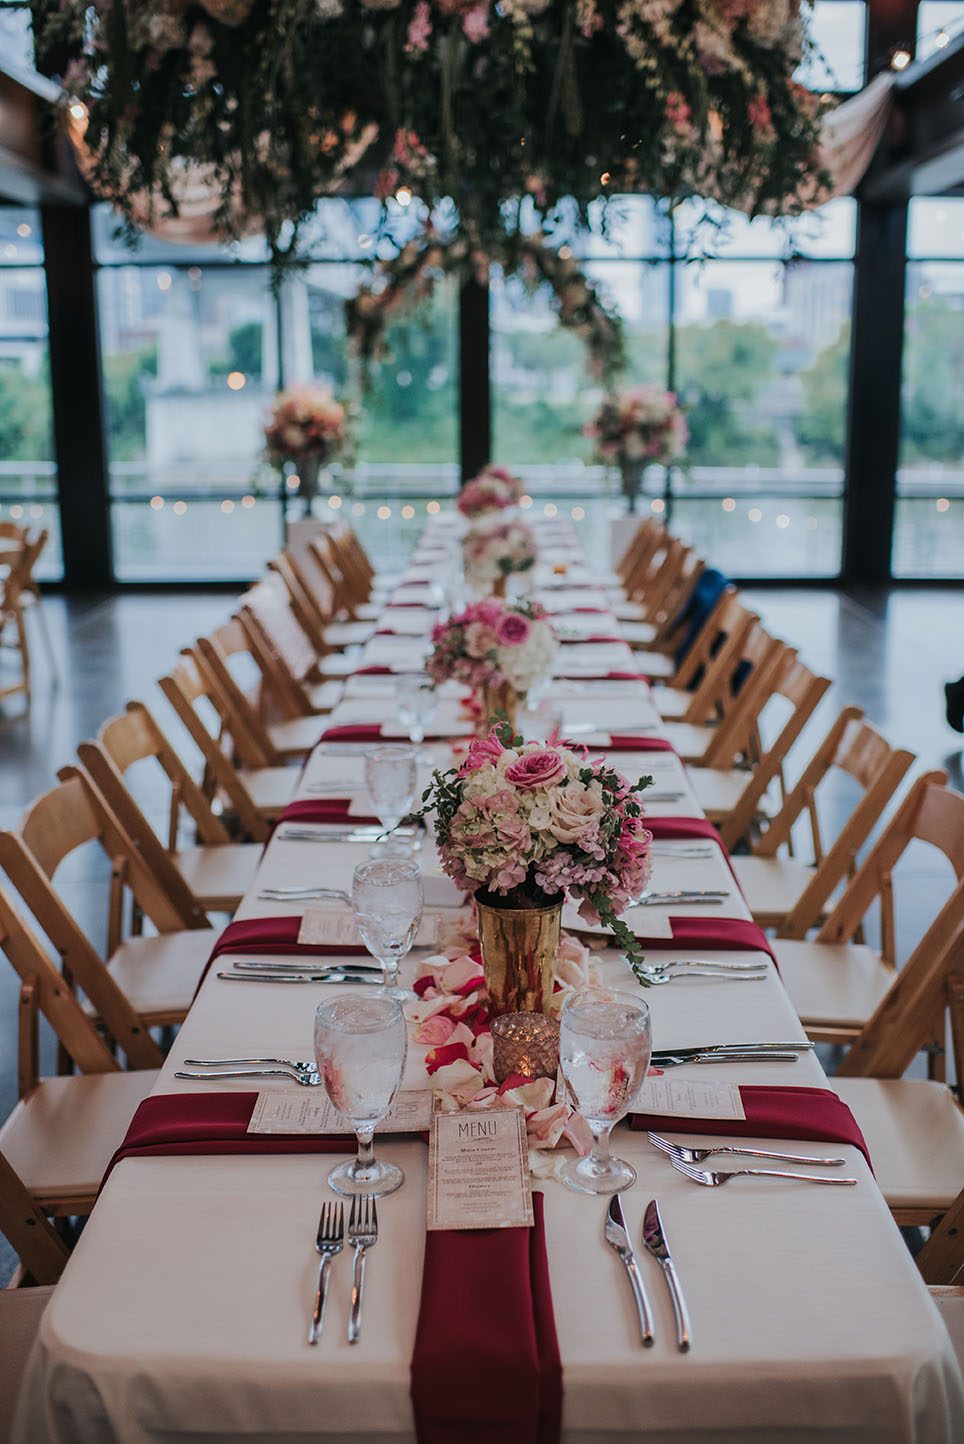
697;629;789;769
192;632;277;769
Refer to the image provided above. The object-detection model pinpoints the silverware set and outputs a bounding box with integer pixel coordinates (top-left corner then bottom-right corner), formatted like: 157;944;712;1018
605;1195;691;1351
640;959;768;985
257;886;350;902
307;1195;379;1345
216;966;383;987
649;1132;858;1186
627;889;731;908
650;1040;812;1067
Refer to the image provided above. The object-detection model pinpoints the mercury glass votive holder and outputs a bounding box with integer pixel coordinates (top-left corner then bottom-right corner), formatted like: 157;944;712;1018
491;1011;561;1084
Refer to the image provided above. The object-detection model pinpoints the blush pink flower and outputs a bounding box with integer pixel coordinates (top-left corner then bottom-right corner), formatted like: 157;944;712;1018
458;728;506;774
495;611;531;646
464;620;498;658
547;781;606;843
504;748;567;790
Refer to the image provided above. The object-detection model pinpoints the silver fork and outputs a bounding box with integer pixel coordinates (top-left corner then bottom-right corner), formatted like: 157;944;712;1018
175;1066;320;1086
347;1195;378;1345
649;1132;847;1167
641;967;767;985
672;1158;857;1187
258;886;350;902
309;1200;345;1345
183;1055;315;1073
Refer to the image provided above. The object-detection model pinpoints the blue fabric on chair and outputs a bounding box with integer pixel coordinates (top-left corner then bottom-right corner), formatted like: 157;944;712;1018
671;568;731;670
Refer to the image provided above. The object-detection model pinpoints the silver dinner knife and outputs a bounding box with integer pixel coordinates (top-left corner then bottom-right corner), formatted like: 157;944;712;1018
642;1200;691;1352
651;1041;813;1062
604;1194;654;1347
215;969;382;985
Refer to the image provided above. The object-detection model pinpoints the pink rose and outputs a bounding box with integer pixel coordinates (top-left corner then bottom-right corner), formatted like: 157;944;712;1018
464;621;498;658
547;781;606;843
496;611;531;646
504;748;567;790
458;728;506;774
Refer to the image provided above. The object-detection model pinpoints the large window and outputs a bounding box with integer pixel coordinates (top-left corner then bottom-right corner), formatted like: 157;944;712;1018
894;198;964;579
0;206;60;579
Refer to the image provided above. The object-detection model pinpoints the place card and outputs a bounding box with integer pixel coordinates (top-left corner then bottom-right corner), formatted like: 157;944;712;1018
248;1088;434;1135
561;900;674;939
428;1108;533;1231
633;1078;746;1120
298;908;441;949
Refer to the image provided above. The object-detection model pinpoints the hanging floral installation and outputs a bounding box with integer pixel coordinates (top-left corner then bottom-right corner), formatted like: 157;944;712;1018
31;0;833;259
346;227;626;386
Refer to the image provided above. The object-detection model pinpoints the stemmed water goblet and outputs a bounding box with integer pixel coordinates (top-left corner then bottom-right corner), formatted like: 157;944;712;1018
395;674;438;756
351;856;423;993
313;991;408;1198
364;743;417;856
559;986;652;1195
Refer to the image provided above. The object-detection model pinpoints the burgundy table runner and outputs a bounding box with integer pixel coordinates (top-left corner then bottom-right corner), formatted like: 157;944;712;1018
411;1191;562;1444
630;1084;872;1168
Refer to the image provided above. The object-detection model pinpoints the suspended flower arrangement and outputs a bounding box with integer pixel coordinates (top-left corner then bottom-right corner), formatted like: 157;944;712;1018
346;227;626;385
31;0;833;258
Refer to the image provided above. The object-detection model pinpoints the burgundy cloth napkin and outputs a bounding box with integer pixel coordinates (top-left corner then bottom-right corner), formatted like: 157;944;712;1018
561;634;624;646
279;798;380;827
411;1191;562;1444
555;670;645;682
101;1092;353;1188
586;735;676;752
209;916;369;961
630;1084;872;1169
321;724;386;742
644;816;722;844
352;665;392;675
636;916;778;964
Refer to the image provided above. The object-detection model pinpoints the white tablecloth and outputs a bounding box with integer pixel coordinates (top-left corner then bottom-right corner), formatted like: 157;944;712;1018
14;517;964;1444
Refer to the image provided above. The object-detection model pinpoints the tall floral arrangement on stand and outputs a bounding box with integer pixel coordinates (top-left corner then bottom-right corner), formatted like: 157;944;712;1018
585;386;688;510
457;466;525;520
462;517;538;596
413;721;655;979
263;385;351;508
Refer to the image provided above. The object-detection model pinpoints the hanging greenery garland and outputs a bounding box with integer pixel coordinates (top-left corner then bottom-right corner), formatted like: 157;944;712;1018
30;0;834;257
346;228;626;386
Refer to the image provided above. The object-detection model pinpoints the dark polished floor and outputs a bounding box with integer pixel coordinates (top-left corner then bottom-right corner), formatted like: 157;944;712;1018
1;584;963;1282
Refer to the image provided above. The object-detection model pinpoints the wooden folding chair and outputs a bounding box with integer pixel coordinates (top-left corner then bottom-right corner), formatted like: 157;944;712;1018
0;883;160;1251
729;708;915;935
76;700;266;904
158;661;294;843
0;769;213;1040
270;550;373;652
659;618;787;768
0;530;48;704
301;529;382;622
826;895;964;1231
688;649;833;848
192;624;327;767
238;577;357;721
650;593;760;724
772;773;957;1048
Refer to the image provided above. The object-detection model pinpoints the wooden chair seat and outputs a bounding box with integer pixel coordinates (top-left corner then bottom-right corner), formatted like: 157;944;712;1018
833;1077;964;1216
316;653;358;678
234;766;298;815
324;620;376;648
175;840;262;910
267;714;326;757
0;1285;55;1435
687;766;780;822
619;620;663;645
0;1069;159;1204
630;649;676;676
771;938;894;1033
648;684;692;719
658;719;720;764
930;1289;964;1362
611;602;654;627
92;930;215;1024
729;855;831;929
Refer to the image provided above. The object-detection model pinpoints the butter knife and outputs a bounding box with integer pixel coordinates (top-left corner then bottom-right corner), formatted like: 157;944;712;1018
642;1199;691;1351
604;1194;654;1347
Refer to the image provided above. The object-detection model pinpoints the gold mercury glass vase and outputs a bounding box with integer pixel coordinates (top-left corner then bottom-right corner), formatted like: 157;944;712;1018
492;574;507;598
475;892;562;1016
480;679;520;734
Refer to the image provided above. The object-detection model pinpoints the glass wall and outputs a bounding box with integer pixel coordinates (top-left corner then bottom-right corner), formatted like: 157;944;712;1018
93;202;459;578
893;198;964;578
0;206;61;579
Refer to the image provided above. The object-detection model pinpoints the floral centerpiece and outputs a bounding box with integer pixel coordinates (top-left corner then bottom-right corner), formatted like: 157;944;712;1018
585;385;688;509
263;384;350;504
462;516;538;596
457;465;525;519
412;720;654;1005
427;598;557;732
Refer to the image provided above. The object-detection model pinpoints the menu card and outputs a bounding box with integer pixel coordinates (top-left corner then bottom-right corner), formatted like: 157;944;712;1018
248;1088;434;1135
632;1078;746;1120
298;909;441;949
428;1108;533;1231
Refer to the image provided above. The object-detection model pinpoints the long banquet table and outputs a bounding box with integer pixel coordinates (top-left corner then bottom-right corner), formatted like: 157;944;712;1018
13;515;964;1444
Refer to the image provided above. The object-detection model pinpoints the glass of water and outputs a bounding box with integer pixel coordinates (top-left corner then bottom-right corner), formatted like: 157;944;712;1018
351;857;423;990
559;986;652;1195
314;991;408;1197
395;674;438;752
364;743;417;855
